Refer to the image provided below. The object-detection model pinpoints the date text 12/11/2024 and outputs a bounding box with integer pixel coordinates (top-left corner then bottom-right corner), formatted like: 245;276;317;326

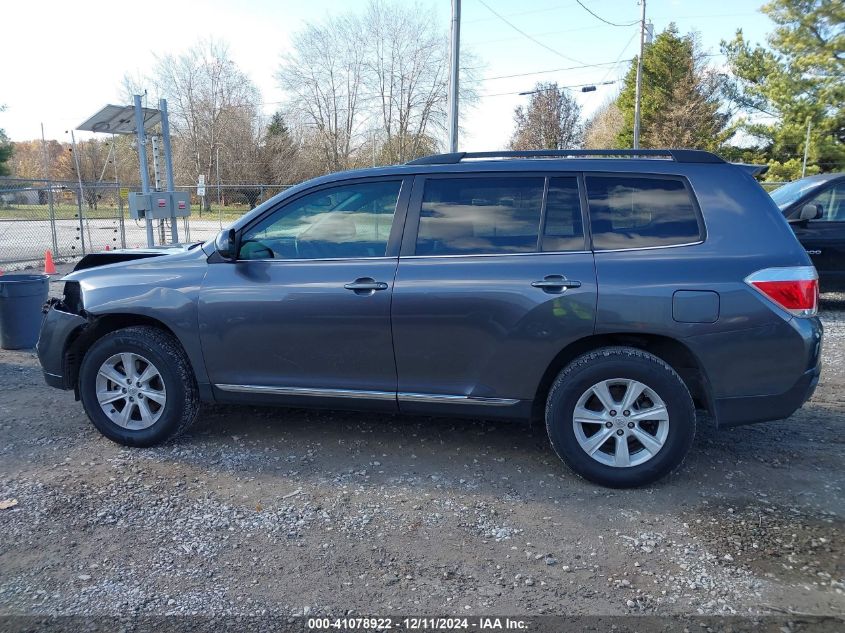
306;617;530;630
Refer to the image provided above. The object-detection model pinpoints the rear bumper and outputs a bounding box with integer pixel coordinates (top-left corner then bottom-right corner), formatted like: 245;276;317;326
686;313;822;427
714;364;820;427
36;306;87;390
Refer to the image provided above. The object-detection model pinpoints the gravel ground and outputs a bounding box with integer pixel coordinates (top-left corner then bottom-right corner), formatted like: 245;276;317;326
0;266;843;622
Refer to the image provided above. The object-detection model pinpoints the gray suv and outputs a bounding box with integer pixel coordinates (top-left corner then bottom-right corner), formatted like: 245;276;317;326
37;149;823;487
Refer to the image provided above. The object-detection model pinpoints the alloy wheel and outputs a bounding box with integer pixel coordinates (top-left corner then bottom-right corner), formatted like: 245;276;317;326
94;353;167;430
572;378;669;468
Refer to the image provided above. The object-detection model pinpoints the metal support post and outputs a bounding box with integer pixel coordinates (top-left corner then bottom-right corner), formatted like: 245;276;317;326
802;118;812;178
133;94;154;247
159;98;179;243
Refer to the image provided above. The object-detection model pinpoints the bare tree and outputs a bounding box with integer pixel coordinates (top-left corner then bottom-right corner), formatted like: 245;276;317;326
277;15;366;173
363;0;451;163
509;83;582;151
583;101;623;149
276;1;477;171
152;39;261;207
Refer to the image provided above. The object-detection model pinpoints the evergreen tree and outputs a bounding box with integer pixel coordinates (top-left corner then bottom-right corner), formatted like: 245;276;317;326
616;25;729;151
722;0;844;179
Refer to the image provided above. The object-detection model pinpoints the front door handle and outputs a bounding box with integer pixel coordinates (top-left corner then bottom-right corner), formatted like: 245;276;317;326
344;278;389;294
531;275;582;292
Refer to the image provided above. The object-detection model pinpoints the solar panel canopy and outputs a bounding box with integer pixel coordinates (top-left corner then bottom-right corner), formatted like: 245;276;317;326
77;104;161;134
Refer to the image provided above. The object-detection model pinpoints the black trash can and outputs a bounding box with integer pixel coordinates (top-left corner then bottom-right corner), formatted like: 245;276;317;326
0;274;51;350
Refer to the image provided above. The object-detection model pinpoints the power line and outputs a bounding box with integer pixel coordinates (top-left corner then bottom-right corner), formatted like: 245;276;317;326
574;0;639;27
596;28;641;86
477;0;588;66
467;22;629;47
481;59;635;82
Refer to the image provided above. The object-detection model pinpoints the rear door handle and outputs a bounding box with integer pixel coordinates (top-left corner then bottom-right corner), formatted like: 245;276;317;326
344;278;389;293
531;275;582;291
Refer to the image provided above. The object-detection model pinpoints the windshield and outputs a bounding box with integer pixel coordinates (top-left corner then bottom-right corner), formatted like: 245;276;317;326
769;177;830;210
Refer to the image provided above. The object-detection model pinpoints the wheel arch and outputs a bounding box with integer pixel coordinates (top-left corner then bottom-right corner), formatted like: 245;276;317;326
64;313;204;399
532;333;714;422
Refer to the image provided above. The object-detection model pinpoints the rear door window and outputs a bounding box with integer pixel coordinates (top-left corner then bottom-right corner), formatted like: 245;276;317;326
415;177;544;255
586;176;702;250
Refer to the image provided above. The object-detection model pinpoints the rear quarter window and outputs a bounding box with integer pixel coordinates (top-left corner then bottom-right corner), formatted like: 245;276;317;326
586;176;703;250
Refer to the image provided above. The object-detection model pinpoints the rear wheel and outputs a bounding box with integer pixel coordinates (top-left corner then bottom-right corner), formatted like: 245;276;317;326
79;326;199;447
545;346;695;487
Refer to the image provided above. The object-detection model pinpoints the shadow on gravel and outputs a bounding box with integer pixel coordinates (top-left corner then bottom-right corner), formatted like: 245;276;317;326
138;401;817;498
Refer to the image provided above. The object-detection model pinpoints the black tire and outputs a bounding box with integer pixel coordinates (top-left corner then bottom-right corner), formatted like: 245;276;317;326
545;346;695;488
78;326;199;447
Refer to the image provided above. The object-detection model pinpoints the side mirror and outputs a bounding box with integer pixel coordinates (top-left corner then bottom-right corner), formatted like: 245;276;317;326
799;203;823;221
215;228;237;261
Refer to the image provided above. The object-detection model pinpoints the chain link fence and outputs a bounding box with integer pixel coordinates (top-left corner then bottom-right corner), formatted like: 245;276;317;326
0;178;291;270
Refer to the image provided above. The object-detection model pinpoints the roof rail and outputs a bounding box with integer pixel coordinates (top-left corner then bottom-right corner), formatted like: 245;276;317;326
406;149;725;165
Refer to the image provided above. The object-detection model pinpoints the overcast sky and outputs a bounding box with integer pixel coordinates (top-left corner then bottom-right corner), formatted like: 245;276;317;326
0;0;773;152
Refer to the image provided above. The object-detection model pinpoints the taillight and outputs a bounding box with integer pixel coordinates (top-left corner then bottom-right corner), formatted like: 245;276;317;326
745;266;818;317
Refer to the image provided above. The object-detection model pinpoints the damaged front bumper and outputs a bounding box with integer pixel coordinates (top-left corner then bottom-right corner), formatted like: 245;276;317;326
36;298;87;390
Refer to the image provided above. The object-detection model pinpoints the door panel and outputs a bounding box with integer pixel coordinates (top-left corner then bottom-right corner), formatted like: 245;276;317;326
391;173;597;413
392;253;597;406
199;259;399;398
197;177;410;410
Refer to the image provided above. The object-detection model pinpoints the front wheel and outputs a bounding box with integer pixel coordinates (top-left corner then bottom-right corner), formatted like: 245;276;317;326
78;326;199;447
545;346;696;488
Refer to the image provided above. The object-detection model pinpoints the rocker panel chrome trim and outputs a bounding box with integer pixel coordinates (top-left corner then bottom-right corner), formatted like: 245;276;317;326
214;384;395;400
214;384;521;407
398;392;520;406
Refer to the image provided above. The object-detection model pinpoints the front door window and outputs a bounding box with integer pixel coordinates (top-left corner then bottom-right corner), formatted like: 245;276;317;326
239;180;403;260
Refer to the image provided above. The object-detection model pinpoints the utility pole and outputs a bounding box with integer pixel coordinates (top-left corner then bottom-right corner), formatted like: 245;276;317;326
633;0;647;149
447;0;461;153
802;118;812;178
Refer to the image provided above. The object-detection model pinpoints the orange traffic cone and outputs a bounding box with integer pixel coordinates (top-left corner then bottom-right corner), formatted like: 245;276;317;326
44;250;57;275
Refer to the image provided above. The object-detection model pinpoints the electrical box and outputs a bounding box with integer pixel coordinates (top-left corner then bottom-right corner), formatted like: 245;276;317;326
128;192;150;219
170;191;191;217
149;193;172;219
127;191;190;219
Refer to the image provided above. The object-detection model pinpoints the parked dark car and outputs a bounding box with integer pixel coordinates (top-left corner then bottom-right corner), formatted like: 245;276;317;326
771;173;845;291
36;149;822;487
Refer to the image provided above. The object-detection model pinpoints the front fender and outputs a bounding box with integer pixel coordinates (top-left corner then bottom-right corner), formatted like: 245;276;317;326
66;249;210;387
